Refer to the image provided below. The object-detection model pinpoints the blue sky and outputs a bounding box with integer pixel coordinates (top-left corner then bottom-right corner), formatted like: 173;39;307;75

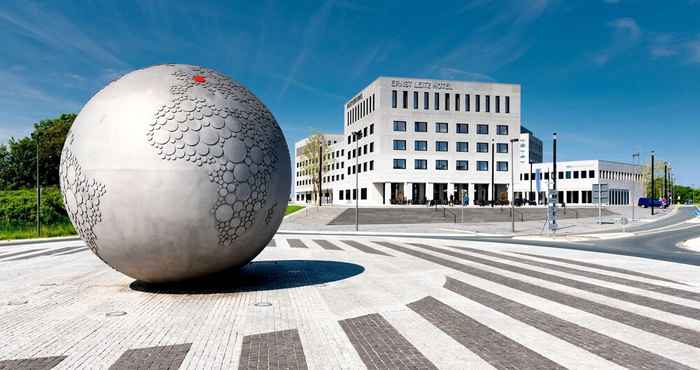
1;0;699;184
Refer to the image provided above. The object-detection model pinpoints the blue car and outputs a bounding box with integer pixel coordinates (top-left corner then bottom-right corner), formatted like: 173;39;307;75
638;197;662;208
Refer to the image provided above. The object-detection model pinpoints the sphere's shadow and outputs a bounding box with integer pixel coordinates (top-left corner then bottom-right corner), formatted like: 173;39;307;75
129;259;364;294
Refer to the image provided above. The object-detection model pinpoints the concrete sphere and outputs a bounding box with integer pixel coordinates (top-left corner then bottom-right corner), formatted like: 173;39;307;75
59;64;290;283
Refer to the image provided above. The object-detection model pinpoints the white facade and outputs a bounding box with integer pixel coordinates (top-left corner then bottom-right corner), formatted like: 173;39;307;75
514;160;643;206
294;76;522;205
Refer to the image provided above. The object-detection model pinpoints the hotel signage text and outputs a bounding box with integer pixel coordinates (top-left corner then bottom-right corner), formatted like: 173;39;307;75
391;79;454;91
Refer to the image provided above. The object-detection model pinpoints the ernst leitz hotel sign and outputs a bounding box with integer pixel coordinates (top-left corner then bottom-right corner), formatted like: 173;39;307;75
391;79;454;91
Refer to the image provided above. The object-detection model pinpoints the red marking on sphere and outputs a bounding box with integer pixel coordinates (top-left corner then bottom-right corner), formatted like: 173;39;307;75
193;75;206;83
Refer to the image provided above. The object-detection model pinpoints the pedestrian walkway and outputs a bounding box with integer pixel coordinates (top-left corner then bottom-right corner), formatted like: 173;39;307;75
1;236;699;369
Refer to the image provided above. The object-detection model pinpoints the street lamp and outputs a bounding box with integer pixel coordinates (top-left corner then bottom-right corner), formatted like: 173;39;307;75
491;138;495;207
353;130;362;231
510;138;519;233
632;152;640;222
651;150;655;216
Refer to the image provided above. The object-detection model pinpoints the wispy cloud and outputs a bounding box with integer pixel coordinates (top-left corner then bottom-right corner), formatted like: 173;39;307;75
591;17;641;65
435;68;496;82
645;33;700;64
686;37;700;63
280;0;336;97
268;72;344;100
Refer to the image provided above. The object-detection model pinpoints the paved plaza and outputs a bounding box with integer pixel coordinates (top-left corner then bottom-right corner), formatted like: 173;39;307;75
1;233;700;369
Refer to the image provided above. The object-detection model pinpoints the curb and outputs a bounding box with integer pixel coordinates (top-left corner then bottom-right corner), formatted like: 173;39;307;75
0;236;81;247
277;229;508;239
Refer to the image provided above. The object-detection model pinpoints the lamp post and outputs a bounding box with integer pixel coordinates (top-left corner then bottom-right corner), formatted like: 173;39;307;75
354;131;360;230
529;160;533;202
651;151;655;216
491;138;495;207
35;137;40;237
510;138;519;232
551;133;558;230
318;143;323;207
632;152;639;222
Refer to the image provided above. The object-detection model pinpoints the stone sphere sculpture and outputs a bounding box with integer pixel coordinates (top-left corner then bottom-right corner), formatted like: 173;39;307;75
59;64;291;283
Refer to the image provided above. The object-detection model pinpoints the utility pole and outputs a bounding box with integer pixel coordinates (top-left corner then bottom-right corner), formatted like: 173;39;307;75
651;151;655;216
551;133;558;230
318;144;323;207
35;137;40;237
491;138;495;207
354;131;360;231
664;163;668;204
632;152;639;222
510;138;519;232
529;161;533;201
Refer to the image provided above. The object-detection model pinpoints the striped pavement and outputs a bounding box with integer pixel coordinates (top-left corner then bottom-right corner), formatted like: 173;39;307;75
0;236;699;369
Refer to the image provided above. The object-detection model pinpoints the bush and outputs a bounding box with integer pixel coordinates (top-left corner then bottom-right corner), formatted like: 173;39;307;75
0;187;71;229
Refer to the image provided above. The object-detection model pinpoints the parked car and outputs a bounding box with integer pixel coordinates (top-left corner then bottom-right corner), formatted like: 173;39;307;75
638;197;663;208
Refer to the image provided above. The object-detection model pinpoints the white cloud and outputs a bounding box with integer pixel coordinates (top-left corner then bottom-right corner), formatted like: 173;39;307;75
435;68;496;82
687;37;700;63
591;18;641;65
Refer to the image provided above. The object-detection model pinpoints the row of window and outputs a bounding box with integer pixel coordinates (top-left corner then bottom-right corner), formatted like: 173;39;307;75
347;142;375;159
348;124;375;144
391;90;511;114
347;94;375;126
347;160;375;175
393;121;509;135
338;188;368;200
295;172;347;187
521;170;597;181
393;140;510;153
392;159;508;171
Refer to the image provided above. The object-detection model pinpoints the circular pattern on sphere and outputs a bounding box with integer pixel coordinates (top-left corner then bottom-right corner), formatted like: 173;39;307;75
59;64;290;283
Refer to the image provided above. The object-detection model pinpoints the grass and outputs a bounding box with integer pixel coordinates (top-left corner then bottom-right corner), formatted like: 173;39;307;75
0;221;76;241
285;205;305;215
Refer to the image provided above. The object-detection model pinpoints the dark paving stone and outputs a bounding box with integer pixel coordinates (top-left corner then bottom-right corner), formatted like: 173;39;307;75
407;243;700;321
340;240;392;256
267;239;276;247
108;343;191;370
2;247;81;262
287;239;308;248
339;313;436;370
443;277;692;370
312;239;343;250
0;249;47;260
409;297;563;370
513;251;683;285
457;247;700;302
374;241;700;349
0;356;66;370
52;247;89;256
328;207;615;225
238;329;307;370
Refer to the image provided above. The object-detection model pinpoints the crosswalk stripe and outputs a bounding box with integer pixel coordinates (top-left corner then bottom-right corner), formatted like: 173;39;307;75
443;277;693;370
1;247;82;262
409;242;700;321
0;248;47;260
457;246;700;302
374;241;700;348
287;239;308;249
108;343;191;370
409;296;564;370
0;355;66;369
53;247;89;256
339;313;436;369
513;251;683;284
341;240;392;256
238;329;307;370
312;239;343;250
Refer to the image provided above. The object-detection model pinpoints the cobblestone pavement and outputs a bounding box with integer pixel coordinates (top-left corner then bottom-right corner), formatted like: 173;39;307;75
1;235;700;369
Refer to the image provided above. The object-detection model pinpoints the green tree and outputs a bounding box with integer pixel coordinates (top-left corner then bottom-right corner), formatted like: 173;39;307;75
640;160;671;198
299;132;335;205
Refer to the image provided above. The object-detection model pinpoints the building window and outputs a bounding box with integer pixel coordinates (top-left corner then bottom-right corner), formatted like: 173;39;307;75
434;92;440;110
436;141;448;152
456;142;468;152
581;170;587;179
465;94;470;111
353;189;357;200
391;90;397;108
496;143;508;153
456;123;468;133
436;160;448;170
361;188;367;200
476;142;489;153
370;124;374;135
445;93;450;111
435;122;448;133
558;171;564;179
393;159;406;169
477;124;489;135
424;92;429;109
455;94;461;111
415;159;427;170
369;160;374;171
363;127;368;137
363;144;368;154
393;120;406;131
495;96;500;113
485;95;490;112
415;140;428;151
393;140;406;150
565;171;571;179
415;121;427;132
505;96;510;113
475;94;481;112
363;162;367;172
573;171;579;179
402;90;408;109
456;160;468;171
497;161;508;171
497;125;509;135
589;170;595;178
370;142;374;152
413;91;418;109
339;190;344;200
